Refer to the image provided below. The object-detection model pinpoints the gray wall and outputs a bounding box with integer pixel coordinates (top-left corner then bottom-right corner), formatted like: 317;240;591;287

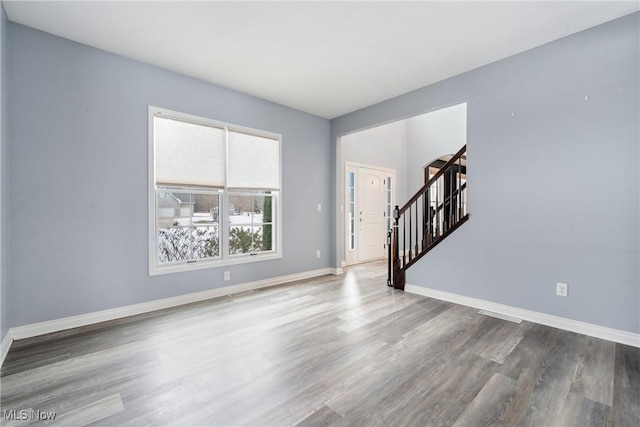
341;120;408;204
332;13;639;333
0;4;8;343
406;103;467;192
7;23;331;327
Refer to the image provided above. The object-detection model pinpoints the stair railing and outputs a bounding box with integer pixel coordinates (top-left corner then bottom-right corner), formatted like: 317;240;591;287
388;144;469;290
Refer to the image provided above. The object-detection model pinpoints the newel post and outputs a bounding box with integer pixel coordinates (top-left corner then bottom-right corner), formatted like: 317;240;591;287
390;206;400;287
387;230;392;287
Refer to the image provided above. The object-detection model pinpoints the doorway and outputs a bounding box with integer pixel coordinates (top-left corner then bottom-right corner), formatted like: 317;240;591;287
345;163;395;265
336;102;467;270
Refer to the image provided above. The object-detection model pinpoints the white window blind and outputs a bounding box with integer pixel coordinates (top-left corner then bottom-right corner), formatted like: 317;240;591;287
228;130;280;190
154;116;226;187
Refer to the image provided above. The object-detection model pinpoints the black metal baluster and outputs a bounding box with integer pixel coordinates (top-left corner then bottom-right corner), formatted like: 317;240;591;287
455;157;459;223
402;213;406;267
414;203;418;257
427;185;432;246
458;154;463;222
436;177;440;238
422;191;427;249
408;207;412;262
451;167;455;225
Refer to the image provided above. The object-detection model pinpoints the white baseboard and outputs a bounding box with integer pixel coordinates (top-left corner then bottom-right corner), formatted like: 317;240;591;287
330;267;344;275
7;267;333;343
405;284;640;348
1;332;13;366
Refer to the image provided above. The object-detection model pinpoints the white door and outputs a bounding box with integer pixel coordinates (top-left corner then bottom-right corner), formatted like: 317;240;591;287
357;167;386;262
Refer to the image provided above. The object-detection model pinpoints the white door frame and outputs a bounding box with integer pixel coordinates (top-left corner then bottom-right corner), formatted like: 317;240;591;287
344;162;396;266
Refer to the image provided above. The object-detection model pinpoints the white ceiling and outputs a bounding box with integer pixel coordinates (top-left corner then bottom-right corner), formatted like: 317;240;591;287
4;1;639;119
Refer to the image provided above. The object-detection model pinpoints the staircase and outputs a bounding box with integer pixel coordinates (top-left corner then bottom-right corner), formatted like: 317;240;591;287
387;145;469;290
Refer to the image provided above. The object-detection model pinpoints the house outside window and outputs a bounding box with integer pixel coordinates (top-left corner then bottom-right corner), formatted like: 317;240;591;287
148;106;281;275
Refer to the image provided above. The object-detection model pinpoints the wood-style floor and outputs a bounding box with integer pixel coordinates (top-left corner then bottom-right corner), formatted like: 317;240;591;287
1;262;639;426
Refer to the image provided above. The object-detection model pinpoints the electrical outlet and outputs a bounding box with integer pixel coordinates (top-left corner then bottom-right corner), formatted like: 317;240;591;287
556;282;568;297
317;203;322;212
224;271;230;281
316;250;321;259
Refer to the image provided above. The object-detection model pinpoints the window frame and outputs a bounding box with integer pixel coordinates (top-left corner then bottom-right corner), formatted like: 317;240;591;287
148;106;282;276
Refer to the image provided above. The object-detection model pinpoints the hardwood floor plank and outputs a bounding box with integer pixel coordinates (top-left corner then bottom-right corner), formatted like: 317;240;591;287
568;336;615;406
497;323;562;426
611;344;640;427
559;393;612;427
359;297;451;345
514;332;587;427
295;405;346;427
477;320;532;364
452;372;519;427
50;394;124;426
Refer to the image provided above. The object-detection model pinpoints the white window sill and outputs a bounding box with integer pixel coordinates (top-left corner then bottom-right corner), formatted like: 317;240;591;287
149;252;282;277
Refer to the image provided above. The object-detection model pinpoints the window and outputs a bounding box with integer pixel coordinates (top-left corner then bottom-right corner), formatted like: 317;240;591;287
347;171;356;251
228;192;274;255
385;176;392;232
149;107;281;275
156;189;221;263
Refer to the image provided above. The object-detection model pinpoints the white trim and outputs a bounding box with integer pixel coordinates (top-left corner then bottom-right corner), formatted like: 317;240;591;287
344;160;397;171
8;268;332;341
1;332;13;367
478;310;522;324
148;106;157;276
330;267;344;275
150;248;283;276
405;284;640;348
